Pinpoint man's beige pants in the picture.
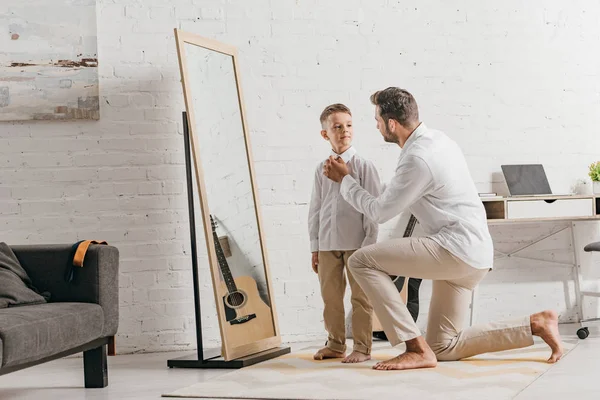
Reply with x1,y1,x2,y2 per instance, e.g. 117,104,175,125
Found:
348,237,534,361
318,250,373,355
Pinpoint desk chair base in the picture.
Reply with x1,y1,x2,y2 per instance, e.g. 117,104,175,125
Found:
579,240,600,339
577,327,589,339
577,318,600,340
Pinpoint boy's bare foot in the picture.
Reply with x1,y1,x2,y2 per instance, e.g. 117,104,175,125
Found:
373,336,437,371
531,310,563,363
313,347,345,360
342,350,371,363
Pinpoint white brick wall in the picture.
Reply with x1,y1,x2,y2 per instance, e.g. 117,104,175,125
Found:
1,0,600,353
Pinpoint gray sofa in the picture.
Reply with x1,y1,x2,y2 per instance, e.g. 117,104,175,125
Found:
0,244,119,388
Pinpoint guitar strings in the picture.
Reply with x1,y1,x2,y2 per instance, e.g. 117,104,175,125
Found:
212,216,245,308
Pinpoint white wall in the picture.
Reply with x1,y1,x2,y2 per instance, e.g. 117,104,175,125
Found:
1,0,599,353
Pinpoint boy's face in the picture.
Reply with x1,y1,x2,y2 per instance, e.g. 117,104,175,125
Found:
321,112,353,151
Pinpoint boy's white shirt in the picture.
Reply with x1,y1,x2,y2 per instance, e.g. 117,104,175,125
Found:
308,146,381,253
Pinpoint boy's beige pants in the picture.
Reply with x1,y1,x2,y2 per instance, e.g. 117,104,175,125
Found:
348,237,534,360
318,250,373,355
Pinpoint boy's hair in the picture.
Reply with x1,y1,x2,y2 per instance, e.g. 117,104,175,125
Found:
370,87,419,129
319,103,352,128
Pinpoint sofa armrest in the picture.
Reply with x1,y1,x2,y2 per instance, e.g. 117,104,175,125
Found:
10,244,119,337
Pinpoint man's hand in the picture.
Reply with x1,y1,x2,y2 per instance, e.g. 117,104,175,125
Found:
311,252,319,273
323,156,350,183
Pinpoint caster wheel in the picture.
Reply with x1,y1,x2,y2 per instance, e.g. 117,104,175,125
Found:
577,327,589,339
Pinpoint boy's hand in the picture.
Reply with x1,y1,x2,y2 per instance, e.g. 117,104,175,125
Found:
311,252,319,273
324,156,349,183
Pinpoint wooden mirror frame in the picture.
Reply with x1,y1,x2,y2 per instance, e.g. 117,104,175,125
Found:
174,29,282,361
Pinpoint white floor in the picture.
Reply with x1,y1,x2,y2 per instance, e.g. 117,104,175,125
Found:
0,324,598,400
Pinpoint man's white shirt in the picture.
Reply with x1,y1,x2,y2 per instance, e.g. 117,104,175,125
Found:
340,124,494,269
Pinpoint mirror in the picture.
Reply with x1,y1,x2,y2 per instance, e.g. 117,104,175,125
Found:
174,30,280,361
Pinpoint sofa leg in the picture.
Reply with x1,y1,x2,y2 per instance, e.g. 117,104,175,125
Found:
108,336,116,356
83,344,108,388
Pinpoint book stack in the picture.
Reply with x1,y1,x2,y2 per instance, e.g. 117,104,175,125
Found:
478,192,503,200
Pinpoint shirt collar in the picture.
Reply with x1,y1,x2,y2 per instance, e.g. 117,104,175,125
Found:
330,146,357,163
402,122,427,150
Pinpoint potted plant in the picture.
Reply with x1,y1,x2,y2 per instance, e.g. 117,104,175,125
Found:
589,161,600,194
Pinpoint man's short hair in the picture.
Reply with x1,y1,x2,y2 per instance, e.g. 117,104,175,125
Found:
319,103,352,127
370,87,419,128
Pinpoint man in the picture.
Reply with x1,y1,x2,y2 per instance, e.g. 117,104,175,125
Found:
323,87,563,371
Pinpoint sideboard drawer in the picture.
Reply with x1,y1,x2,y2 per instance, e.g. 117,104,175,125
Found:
506,198,594,219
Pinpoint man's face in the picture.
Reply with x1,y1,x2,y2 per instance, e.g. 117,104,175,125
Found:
375,106,397,144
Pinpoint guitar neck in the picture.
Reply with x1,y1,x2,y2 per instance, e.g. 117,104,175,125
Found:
212,231,237,293
403,214,418,238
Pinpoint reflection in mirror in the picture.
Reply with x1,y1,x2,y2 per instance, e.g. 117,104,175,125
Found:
184,43,275,349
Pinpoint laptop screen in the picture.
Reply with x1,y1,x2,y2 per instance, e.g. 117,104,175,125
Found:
501,164,553,196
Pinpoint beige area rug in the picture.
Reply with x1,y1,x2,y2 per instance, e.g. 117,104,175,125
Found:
163,340,577,400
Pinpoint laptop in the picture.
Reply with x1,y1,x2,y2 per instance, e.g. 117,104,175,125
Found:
501,164,570,197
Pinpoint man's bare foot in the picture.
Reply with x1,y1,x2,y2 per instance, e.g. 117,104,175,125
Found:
313,347,345,360
531,310,563,363
373,336,437,371
342,350,371,363
373,351,438,371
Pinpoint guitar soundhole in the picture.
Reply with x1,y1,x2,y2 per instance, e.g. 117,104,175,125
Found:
225,290,247,308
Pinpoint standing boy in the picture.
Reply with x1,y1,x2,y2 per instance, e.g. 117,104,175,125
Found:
308,103,381,363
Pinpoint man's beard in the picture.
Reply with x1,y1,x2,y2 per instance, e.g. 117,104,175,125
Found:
382,122,398,144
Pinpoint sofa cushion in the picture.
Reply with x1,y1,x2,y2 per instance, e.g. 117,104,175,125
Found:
0,242,48,309
0,303,104,367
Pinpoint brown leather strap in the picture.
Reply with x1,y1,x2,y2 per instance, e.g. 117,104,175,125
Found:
73,240,108,267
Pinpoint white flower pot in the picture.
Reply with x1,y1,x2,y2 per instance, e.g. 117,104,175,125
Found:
594,181,600,195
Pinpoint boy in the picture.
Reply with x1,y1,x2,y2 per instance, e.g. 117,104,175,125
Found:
308,103,381,363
